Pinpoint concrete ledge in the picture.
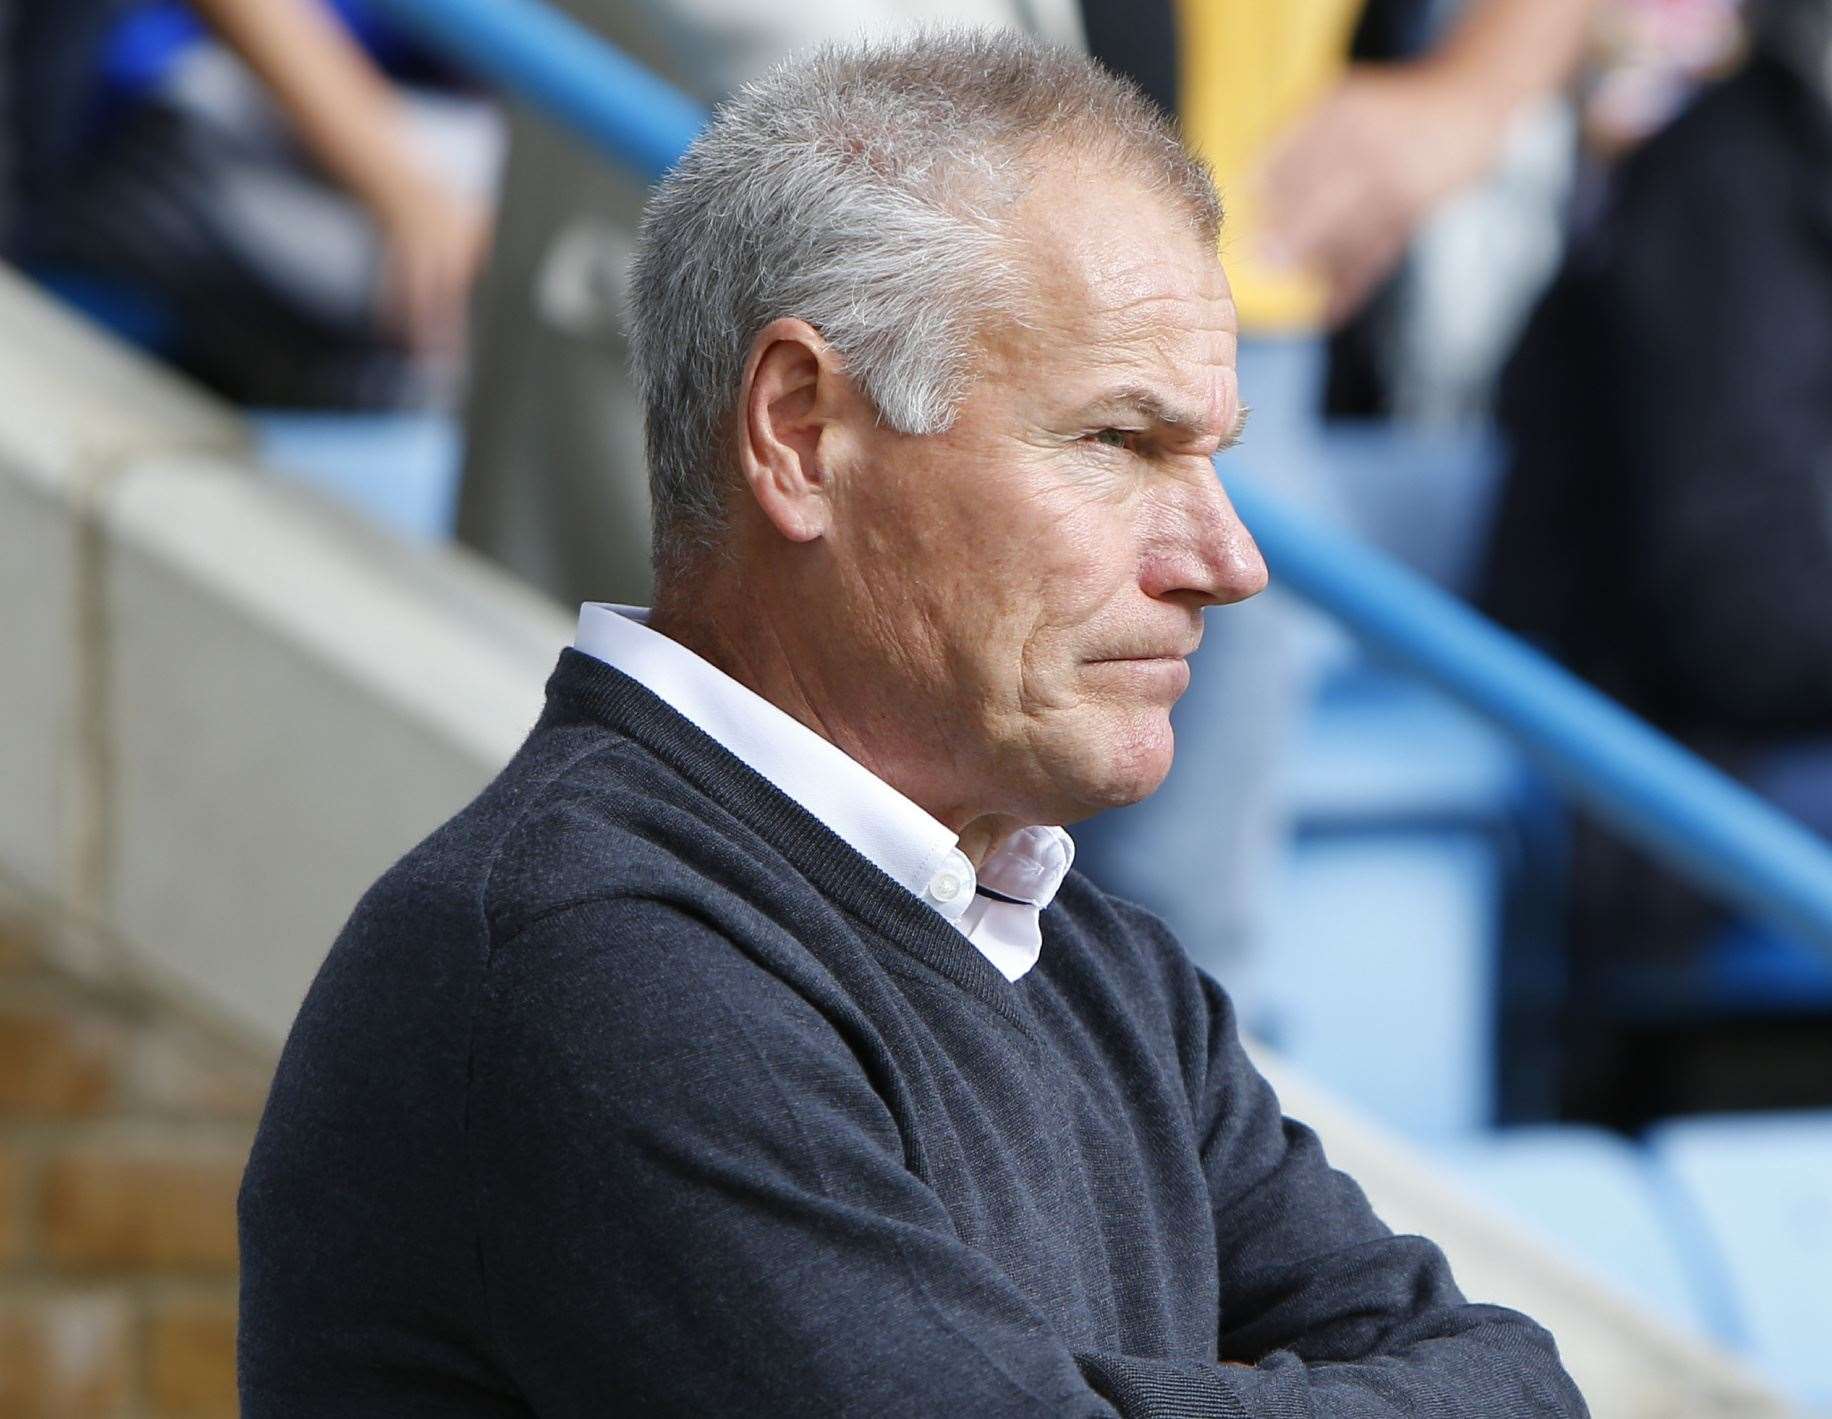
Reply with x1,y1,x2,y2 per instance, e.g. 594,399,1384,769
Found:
0,464,74,894
0,266,571,1034
0,267,245,936
97,453,567,1032
0,269,242,485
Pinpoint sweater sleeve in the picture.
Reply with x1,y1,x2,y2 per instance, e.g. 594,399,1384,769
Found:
468,894,1133,1418
1078,911,1589,1417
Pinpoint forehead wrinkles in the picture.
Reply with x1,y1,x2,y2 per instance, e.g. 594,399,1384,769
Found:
977,167,1234,401
1097,290,1236,387
1070,288,1239,441
984,273,1233,407
1085,246,1234,349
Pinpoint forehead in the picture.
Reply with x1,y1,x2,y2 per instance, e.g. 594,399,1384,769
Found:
990,159,1236,401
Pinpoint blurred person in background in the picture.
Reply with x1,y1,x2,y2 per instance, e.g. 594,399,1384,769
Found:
1483,0,1832,1123
456,0,1083,612
4,0,495,408
1073,0,1596,1000
1579,0,1748,160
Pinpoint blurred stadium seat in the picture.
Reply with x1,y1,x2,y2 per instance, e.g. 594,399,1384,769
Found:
1260,662,1559,1138
1432,1124,1715,1339
252,410,462,540
1647,1111,1832,1409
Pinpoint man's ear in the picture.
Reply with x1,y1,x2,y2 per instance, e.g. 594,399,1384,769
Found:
736,318,856,544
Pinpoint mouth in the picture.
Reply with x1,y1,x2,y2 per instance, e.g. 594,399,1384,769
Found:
1086,641,1201,665
1082,625,1203,688
1084,655,1193,694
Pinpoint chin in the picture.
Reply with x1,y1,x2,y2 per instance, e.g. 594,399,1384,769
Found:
1072,714,1177,815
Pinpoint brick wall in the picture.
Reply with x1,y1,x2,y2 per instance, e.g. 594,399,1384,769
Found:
0,907,274,1418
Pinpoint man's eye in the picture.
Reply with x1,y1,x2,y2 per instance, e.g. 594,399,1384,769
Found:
1089,428,1133,450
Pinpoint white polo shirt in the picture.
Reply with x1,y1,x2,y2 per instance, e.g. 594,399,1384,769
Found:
574,603,1074,982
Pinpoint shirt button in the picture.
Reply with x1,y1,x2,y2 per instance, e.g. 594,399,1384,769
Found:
925,848,976,922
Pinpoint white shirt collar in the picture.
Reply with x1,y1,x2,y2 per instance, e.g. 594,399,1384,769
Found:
573,604,1073,981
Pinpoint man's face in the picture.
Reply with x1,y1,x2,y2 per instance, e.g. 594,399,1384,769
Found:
821,159,1267,828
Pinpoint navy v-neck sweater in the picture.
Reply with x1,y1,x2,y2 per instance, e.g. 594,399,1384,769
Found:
238,649,1587,1417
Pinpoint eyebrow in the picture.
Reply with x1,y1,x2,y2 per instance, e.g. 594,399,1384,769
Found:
1079,385,1250,451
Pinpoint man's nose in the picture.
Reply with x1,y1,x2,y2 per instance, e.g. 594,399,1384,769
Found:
1143,467,1269,607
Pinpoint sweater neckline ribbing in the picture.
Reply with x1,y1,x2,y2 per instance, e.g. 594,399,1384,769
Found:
542,648,1041,1034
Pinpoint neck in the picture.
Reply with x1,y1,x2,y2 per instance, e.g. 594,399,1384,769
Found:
650,564,847,762
955,815,1025,870
650,563,1028,865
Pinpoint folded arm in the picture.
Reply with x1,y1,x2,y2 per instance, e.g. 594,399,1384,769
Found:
1074,903,1589,1417
471,894,1584,1416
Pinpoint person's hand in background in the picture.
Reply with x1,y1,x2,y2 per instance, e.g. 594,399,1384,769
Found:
190,0,493,354
373,173,492,355
1257,62,1505,327
1256,0,1598,326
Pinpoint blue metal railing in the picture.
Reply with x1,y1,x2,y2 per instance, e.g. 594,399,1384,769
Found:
1231,486,1832,951
367,0,1832,952
377,0,703,182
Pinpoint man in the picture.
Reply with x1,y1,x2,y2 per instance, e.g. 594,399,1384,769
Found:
239,31,1587,1417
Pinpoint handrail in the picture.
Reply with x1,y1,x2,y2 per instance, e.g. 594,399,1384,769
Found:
375,0,703,182
366,0,1832,952
1228,484,1832,951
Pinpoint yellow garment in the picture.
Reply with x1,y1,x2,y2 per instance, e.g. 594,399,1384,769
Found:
1177,0,1365,333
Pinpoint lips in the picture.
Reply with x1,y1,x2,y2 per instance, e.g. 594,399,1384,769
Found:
1084,653,1193,686
1086,656,1193,699
1088,645,1200,663
1084,622,1203,665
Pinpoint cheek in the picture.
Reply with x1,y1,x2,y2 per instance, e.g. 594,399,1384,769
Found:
1026,486,1141,615
872,447,1141,701
851,488,1019,703
1008,509,1142,701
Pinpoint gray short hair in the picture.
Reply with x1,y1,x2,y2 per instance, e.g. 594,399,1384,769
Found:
628,27,1220,575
